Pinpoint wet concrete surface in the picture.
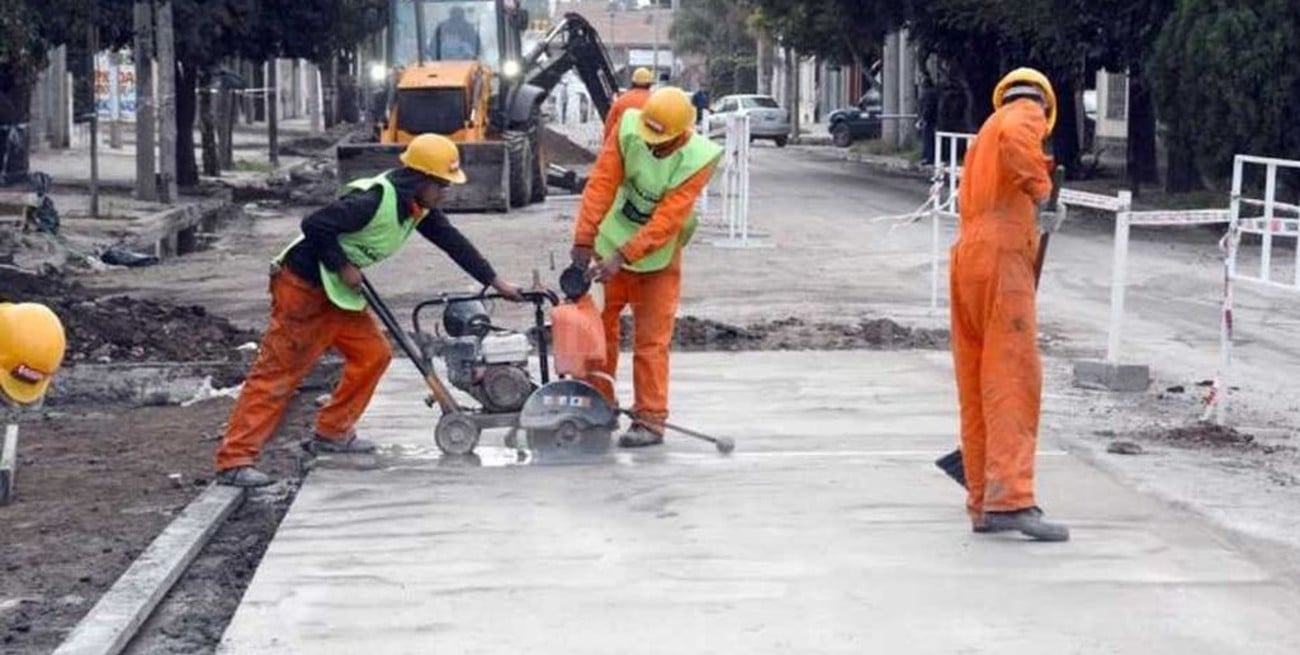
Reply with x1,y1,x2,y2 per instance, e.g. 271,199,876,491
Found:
217,351,1300,654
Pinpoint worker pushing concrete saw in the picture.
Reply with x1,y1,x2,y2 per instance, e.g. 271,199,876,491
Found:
938,67,1071,542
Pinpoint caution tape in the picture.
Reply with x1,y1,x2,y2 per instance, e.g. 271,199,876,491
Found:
1200,225,1241,422
870,178,947,228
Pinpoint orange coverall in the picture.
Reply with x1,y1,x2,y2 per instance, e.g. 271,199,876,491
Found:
216,268,391,471
603,87,652,142
950,98,1053,519
574,132,714,430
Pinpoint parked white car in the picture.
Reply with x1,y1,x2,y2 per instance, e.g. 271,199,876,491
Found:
705,94,792,147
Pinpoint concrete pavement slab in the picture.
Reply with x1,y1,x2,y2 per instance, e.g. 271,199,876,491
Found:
218,351,1300,654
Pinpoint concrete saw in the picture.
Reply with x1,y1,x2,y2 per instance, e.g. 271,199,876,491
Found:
516,379,617,455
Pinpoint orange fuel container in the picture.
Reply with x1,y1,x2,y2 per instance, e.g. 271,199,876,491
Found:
551,295,605,378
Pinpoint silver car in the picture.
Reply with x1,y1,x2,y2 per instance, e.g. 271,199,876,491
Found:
706,94,792,147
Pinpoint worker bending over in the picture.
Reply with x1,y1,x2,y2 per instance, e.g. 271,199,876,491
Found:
571,87,721,447
215,134,523,487
951,67,1069,541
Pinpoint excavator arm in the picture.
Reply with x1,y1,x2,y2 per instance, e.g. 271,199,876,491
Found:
506,13,619,126
524,13,618,120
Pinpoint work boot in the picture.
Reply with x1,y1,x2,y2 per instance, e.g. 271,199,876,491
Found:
216,466,273,488
303,433,378,455
982,507,1071,542
617,424,664,448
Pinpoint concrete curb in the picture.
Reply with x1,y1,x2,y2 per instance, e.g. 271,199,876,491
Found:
794,145,930,181
0,423,17,505
52,485,245,655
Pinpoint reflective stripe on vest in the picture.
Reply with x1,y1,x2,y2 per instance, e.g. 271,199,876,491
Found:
595,109,722,273
273,172,418,311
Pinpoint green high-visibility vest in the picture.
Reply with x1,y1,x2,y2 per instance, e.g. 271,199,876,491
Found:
595,109,722,273
275,172,418,311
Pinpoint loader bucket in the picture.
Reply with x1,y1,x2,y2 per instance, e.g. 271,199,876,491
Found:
336,141,510,213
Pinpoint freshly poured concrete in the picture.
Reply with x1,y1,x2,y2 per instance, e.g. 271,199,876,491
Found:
218,351,1300,654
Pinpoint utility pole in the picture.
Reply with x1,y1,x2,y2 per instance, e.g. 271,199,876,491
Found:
156,0,178,202
88,25,100,218
133,1,157,201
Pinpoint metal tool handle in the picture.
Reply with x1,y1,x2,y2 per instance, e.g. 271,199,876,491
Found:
1034,165,1068,288
360,277,461,413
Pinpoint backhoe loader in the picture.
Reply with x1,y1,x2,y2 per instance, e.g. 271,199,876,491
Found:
339,0,618,211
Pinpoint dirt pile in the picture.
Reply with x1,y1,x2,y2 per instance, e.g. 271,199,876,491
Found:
0,267,255,364
618,315,950,352
542,126,597,166
1152,423,1259,450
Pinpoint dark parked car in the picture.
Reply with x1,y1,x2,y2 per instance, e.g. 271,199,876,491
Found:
827,90,883,148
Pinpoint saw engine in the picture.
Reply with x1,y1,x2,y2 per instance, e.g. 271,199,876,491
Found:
427,299,536,413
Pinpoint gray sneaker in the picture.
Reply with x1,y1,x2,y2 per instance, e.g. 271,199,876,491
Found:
216,466,273,488
982,507,1071,542
304,433,377,455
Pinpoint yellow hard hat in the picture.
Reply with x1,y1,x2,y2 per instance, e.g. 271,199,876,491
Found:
399,133,468,185
0,302,67,406
993,67,1057,134
631,67,655,87
638,87,696,145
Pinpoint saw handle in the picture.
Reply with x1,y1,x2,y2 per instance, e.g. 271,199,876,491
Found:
411,290,560,384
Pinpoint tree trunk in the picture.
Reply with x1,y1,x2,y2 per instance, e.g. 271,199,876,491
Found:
328,54,340,129
156,0,178,201
1126,66,1160,195
133,1,157,201
218,88,234,169
268,59,279,169
199,70,220,177
1165,124,1202,193
174,61,199,187
1051,74,1081,177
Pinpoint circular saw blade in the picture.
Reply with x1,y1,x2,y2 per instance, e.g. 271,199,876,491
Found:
518,379,617,455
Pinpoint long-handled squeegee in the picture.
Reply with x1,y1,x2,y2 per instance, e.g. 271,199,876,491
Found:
936,165,1066,488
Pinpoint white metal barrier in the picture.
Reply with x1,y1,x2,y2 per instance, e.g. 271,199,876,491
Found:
712,113,767,248
1207,155,1300,423
926,131,976,308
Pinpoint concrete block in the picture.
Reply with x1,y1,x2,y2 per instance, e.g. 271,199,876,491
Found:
1073,360,1151,392
0,424,17,505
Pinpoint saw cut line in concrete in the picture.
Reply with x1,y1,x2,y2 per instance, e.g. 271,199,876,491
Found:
53,485,245,655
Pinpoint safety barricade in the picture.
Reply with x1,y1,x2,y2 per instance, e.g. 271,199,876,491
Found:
710,113,768,249
1205,155,1300,423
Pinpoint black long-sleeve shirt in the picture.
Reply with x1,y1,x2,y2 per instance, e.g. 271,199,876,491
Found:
281,187,497,287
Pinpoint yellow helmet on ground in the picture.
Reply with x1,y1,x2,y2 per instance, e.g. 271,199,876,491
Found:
631,67,655,87
0,302,67,406
993,67,1057,134
638,87,696,146
399,133,468,185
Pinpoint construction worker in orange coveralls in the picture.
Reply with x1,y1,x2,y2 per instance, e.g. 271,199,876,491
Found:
572,87,722,447
603,67,656,142
951,67,1069,542
215,134,524,487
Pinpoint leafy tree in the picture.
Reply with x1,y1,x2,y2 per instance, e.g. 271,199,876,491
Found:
670,0,757,95
1151,0,1300,192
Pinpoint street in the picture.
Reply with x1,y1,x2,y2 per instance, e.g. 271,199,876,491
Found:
75,143,1299,652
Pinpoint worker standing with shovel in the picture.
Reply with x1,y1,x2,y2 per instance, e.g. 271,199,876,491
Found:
948,68,1070,542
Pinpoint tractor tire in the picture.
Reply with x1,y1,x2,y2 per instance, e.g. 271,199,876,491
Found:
529,128,547,204
506,131,533,209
